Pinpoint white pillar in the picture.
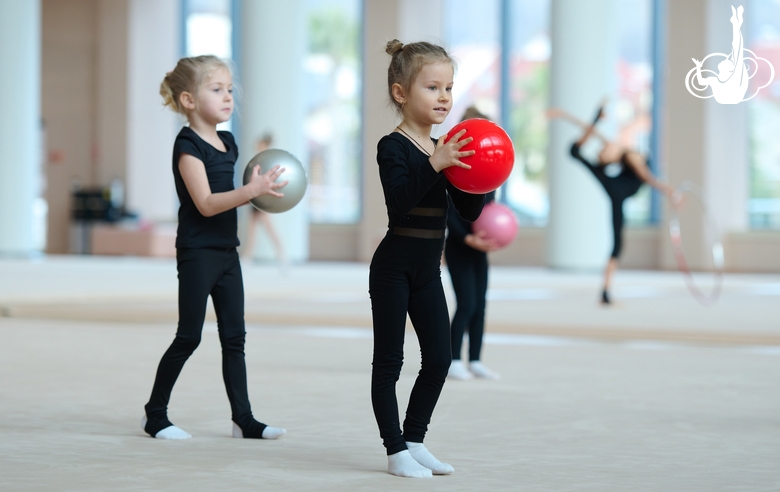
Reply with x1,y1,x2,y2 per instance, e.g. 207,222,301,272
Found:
126,0,180,223
239,0,308,262
0,0,41,255
546,0,619,269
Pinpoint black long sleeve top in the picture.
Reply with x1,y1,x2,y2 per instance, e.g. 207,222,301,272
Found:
445,190,496,251
377,132,485,233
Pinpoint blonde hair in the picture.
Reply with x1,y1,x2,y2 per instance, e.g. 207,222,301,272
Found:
385,39,455,113
160,55,232,116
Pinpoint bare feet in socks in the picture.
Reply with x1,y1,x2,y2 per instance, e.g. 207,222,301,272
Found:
387,450,432,478
141,416,191,440
447,360,473,380
232,421,286,440
406,442,454,475
469,361,500,380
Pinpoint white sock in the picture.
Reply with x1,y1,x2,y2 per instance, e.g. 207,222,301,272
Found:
406,442,454,475
387,450,432,478
447,360,473,380
469,361,500,380
155,425,192,440
262,426,286,439
232,422,287,440
142,416,191,440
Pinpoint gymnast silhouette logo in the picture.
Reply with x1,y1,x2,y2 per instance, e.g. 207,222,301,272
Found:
685,5,775,104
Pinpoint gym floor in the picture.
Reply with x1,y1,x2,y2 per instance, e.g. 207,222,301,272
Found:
1,257,778,491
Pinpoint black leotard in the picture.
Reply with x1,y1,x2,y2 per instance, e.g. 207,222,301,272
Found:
369,132,484,455
569,142,643,258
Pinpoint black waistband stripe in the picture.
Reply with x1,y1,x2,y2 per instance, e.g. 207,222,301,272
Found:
392,227,444,239
407,207,445,217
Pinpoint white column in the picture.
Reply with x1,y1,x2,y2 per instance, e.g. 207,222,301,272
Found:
126,0,180,223
0,0,41,255
546,0,619,269
239,0,308,262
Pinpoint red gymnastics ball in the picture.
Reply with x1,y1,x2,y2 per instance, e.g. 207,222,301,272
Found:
443,118,515,194
472,202,519,249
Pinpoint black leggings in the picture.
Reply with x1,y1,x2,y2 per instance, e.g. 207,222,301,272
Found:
608,198,625,258
369,234,452,455
444,245,488,361
144,247,255,435
571,144,642,259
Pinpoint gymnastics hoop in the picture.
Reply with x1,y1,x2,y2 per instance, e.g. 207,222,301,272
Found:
668,181,724,306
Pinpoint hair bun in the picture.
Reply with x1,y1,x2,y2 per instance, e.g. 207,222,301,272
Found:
385,39,404,56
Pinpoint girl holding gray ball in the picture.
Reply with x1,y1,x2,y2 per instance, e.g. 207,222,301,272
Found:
142,55,287,441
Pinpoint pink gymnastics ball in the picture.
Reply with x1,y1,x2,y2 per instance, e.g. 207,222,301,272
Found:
471,202,519,249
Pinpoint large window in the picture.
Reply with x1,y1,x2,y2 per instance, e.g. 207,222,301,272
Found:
183,0,363,225
184,0,232,59
444,0,654,227
443,0,501,124
747,0,780,229
504,0,551,227
303,0,362,224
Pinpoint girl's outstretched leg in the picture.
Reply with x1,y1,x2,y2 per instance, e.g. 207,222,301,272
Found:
143,248,214,438
213,250,286,439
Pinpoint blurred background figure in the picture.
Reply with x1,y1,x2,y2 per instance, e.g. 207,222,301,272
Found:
547,104,678,305
446,106,501,381
242,133,286,265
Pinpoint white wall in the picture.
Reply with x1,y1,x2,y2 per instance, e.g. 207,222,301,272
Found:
96,0,129,187
238,0,309,262
42,0,97,253
546,0,619,270
126,0,180,222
